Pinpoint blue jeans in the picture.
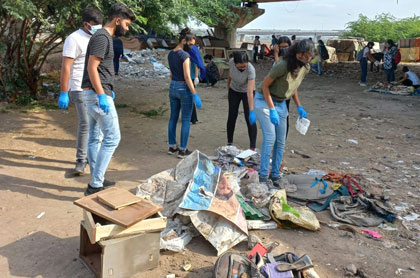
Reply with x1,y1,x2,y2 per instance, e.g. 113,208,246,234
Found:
83,90,121,188
317,55,323,75
385,68,395,82
168,81,193,150
360,58,368,83
254,93,288,179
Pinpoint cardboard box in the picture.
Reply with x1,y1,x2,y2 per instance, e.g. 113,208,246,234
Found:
83,210,166,244
79,223,161,278
336,52,351,62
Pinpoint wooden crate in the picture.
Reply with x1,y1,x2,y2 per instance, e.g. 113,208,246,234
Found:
83,210,166,244
79,223,160,278
203,47,227,59
336,52,351,62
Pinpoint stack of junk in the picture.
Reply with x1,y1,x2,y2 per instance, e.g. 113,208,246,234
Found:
74,187,166,277
327,38,368,62
67,144,405,278
115,31,276,81
398,37,420,62
71,144,417,277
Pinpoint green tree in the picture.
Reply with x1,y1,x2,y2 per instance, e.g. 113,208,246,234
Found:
343,13,420,43
0,0,242,101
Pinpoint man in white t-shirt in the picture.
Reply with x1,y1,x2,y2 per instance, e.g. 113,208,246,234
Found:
58,8,103,175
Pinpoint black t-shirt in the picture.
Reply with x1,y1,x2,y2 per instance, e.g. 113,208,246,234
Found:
168,49,190,81
81,29,114,96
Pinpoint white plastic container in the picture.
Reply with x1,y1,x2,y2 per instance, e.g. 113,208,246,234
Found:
295,118,311,135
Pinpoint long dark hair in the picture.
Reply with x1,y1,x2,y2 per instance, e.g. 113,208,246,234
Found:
286,39,315,78
233,51,249,64
387,39,395,47
179,27,195,43
277,36,291,46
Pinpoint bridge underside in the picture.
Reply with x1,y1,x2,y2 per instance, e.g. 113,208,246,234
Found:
213,1,300,48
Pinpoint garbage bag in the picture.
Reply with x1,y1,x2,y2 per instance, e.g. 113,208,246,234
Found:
269,190,320,231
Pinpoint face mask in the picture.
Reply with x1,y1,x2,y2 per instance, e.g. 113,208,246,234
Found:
279,47,289,57
88,24,102,35
115,25,127,37
237,68,245,72
183,43,193,52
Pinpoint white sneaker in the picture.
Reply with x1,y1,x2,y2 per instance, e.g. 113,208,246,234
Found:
360,83,367,87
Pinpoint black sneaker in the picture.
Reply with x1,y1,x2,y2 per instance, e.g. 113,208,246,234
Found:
168,147,179,155
177,149,192,159
269,176,281,187
259,176,268,183
73,160,87,176
103,179,116,188
84,184,104,196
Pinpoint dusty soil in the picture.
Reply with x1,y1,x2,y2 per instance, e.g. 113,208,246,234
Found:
1,60,420,278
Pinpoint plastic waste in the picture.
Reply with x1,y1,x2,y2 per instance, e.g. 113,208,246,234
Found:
152,61,170,74
295,118,310,135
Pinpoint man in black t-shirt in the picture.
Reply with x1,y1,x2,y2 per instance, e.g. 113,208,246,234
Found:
81,3,136,196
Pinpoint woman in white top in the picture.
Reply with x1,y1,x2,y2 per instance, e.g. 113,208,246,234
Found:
399,66,420,89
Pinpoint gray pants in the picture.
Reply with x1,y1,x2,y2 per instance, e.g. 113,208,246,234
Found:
69,90,88,163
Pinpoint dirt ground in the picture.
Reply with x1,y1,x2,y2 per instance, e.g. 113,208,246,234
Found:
1,60,420,278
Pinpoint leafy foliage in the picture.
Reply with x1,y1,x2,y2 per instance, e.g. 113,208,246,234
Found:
343,13,420,43
0,0,242,100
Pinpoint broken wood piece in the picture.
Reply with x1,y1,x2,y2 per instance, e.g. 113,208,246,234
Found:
83,210,167,244
74,187,162,227
97,187,142,210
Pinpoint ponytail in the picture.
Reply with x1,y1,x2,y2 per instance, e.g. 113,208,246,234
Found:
179,27,195,43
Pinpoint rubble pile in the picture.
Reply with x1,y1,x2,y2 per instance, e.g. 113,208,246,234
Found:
119,49,170,80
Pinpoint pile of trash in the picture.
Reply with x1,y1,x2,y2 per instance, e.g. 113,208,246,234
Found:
135,147,404,255
369,81,416,95
119,49,170,79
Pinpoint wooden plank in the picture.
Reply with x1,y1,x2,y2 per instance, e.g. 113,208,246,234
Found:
74,188,162,227
97,187,142,210
83,211,98,244
83,211,167,243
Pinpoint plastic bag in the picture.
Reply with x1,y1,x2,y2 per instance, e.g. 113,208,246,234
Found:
296,118,310,135
269,190,320,231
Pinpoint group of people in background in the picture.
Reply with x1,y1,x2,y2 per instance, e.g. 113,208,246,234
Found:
359,40,419,88
62,8,418,194
168,29,313,185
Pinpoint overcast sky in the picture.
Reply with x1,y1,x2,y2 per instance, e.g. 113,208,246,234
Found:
242,0,420,30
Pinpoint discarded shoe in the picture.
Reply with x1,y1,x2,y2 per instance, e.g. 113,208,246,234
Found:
275,254,313,272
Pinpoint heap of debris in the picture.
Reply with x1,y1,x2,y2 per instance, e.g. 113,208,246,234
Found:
118,49,170,80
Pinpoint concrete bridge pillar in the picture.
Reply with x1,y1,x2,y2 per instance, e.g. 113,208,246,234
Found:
213,5,265,48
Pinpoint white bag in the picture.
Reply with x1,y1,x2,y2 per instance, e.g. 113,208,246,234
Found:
296,118,310,135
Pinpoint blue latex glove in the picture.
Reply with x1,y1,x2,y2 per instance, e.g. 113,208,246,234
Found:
193,94,202,109
249,110,256,125
112,91,115,100
58,92,69,109
269,108,280,126
297,106,307,119
97,94,109,114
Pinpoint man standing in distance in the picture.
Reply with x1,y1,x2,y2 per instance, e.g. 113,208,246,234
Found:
58,7,103,175
81,3,136,195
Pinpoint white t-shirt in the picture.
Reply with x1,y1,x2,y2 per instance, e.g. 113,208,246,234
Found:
407,71,420,85
62,29,91,91
362,47,370,58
